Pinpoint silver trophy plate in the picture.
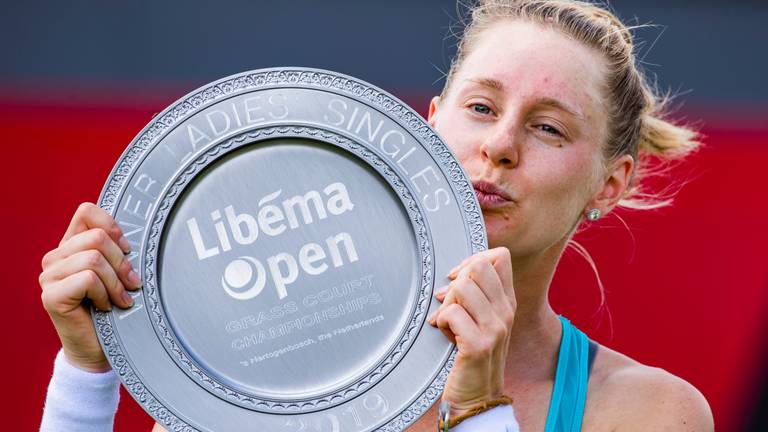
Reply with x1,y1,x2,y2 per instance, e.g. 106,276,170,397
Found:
94,68,486,431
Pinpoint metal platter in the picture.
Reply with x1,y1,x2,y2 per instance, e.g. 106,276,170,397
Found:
94,67,486,431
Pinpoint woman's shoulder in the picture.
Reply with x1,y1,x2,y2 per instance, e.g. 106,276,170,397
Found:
584,343,714,431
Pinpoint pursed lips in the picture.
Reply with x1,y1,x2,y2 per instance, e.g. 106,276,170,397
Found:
472,180,513,201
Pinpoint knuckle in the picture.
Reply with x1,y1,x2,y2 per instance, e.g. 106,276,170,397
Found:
491,322,508,341
40,290,56,313
443,303,462,317
117,256,131,274
456,266,476,283
82,269,101,287
82,229,102,249
110,220,123,239
467,259,491,275
93,228,111,246
494,246,511,260
451,282,467,299
38,271,48,289
84,250,104,268
40,290,50,308
40,288,67,316
464,260,482,274
41,249,56,269
77,202,96,217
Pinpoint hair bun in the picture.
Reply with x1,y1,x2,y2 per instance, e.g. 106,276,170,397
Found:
638,111,701,160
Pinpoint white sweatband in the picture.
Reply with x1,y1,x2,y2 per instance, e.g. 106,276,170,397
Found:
451,404,520,431
40,349,121,432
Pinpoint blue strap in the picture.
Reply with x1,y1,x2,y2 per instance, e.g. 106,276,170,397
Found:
544,316,590,432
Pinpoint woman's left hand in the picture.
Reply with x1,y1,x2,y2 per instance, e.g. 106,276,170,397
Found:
427,246,517,417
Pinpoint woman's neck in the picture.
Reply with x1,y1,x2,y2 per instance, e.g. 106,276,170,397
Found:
502,238,568,381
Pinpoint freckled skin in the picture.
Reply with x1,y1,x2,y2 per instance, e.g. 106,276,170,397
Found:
430,21,608,259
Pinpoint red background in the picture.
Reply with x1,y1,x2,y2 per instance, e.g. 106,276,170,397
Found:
2,94,767,431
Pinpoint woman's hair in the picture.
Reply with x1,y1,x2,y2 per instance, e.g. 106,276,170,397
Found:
442,0,703,210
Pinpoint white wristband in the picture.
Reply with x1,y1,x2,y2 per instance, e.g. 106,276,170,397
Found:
451,404,520,432
40,349,121,432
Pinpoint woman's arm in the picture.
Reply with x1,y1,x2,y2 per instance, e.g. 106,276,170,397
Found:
40,349,121,432
39,202,141,430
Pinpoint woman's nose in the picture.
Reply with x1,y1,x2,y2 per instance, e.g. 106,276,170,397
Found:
480,125,519,168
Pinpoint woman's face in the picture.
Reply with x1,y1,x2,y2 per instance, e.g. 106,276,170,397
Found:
429,21,611,258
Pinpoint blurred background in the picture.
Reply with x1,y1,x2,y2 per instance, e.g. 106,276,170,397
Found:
2,1,766,430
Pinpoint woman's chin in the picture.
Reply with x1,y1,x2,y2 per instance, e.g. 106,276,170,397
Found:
484,221,515,249
483,206,530,250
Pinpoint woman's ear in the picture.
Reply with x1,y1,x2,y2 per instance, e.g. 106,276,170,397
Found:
427,96,441,127
586,154,634,217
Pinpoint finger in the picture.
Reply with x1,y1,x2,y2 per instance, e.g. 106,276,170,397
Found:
459,260,505,303
42,250,133,309
481,247,514,298
61,203,129,253
441,275,509,392
439,327,456,344
434,284,450,302
442,256,514,373
435,304,487,359
458,260,514,325
447,255,474,278
43,228,141,290
42,269,112,314
440,257,512,326
441,275,500,331
449,247,514,300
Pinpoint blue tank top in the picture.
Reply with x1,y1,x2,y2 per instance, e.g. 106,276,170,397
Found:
543,316,597,432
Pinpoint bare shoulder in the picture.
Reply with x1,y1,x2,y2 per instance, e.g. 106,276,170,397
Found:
584,344,714,432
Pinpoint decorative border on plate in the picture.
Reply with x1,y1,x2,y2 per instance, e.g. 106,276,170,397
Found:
94,312,196,431
95,67,487,431
143,125,432,413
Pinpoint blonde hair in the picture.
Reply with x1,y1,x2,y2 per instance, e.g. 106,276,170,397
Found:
442,0,703,210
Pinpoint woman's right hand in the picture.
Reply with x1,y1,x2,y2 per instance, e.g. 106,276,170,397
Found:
39,202,142,372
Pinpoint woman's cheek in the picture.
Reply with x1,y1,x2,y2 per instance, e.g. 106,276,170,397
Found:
449,143,473,165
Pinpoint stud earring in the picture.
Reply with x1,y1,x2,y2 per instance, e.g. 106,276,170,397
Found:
587,208,602,221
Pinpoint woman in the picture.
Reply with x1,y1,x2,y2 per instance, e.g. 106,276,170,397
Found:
39,1,713,430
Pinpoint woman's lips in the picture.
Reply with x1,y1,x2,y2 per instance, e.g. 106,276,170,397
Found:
472,180,513,209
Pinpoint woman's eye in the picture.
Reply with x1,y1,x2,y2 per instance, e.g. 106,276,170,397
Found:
470,103,492,115
537,124,562,137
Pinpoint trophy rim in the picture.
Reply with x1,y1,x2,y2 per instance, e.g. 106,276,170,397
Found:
143,125,434,412
94,67,487,432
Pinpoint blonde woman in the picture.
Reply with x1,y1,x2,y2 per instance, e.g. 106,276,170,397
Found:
39,1,713,431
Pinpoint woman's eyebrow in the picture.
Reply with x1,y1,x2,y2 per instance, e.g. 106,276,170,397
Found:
465,77,505,91
535,97,584,120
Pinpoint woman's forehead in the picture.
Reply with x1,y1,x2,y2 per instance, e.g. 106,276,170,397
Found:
456,21,607,109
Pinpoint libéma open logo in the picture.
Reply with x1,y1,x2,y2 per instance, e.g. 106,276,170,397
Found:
185,182,358,301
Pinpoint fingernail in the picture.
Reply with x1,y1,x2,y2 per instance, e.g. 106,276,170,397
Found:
427,312,436,326
447,264,461,278
128,270,142,288
118,236,131,254
122,291,134,307
435,285,450,296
